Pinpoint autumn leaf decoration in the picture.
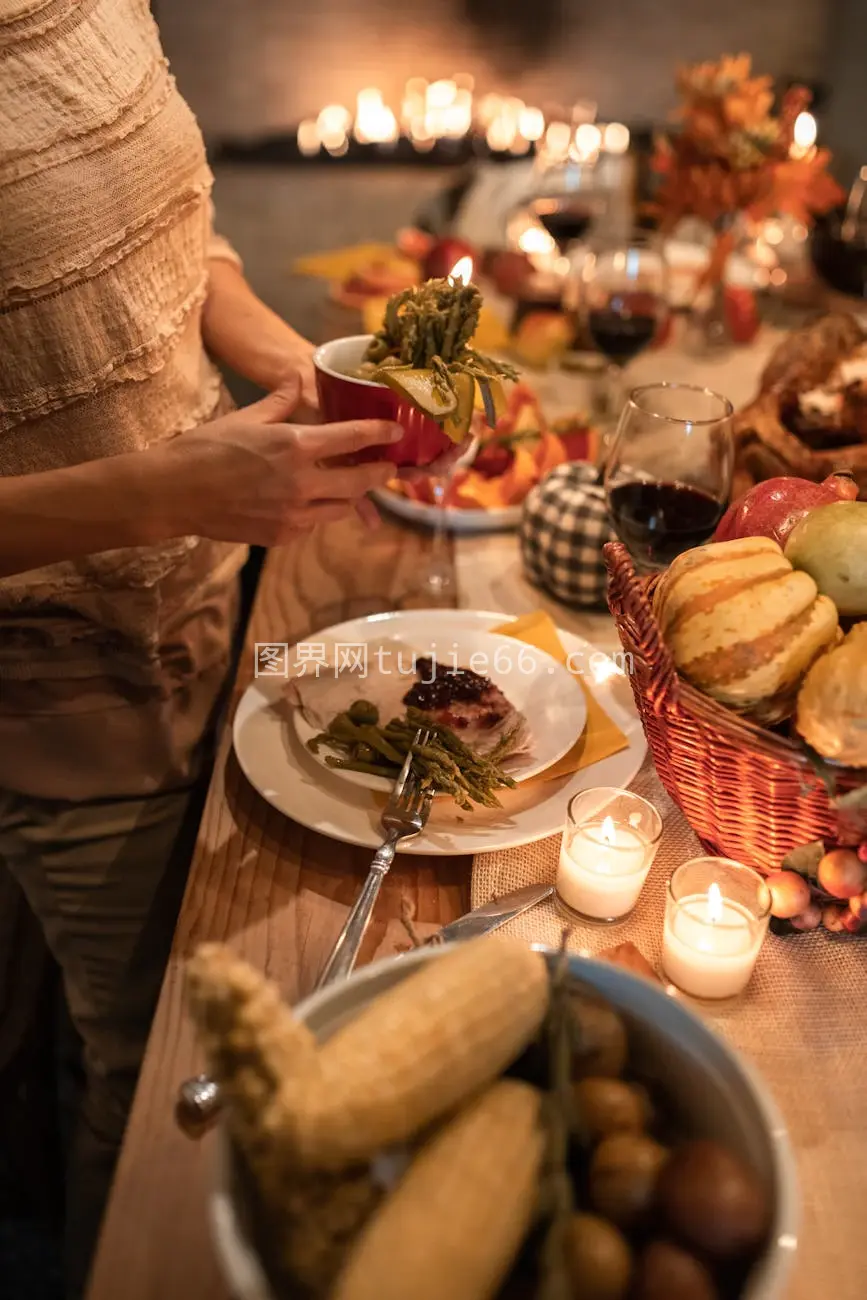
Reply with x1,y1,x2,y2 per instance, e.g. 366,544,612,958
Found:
652,54,844,239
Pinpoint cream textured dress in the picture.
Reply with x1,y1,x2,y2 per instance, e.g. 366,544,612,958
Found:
0,0,248,799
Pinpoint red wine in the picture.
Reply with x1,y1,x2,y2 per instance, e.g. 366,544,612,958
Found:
608,481,725,568
533,202,594,250
588,307,657,364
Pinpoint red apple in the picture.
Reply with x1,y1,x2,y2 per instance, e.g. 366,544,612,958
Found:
713,472,859,547
485,250,534,296
422,237,476,282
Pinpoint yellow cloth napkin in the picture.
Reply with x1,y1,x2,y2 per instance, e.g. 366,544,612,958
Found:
291,243,414,279
361,296,512,354
492,610,629,780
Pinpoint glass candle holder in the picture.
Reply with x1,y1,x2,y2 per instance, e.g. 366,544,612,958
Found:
662,857,772,1000
556,787,662,923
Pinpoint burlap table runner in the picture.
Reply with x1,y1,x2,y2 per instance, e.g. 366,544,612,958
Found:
472,756,866,1300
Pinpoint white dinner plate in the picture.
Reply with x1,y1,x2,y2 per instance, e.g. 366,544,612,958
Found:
293,623,586,792
233,610,646,856
370,487,522,534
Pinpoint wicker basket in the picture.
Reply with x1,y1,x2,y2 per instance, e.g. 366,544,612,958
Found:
604,541,863,873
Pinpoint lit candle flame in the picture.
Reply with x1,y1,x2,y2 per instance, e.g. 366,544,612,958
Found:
601,815,617,846
518,226,556,257
793,111,817,150
449,256,473,285
706,882,724,925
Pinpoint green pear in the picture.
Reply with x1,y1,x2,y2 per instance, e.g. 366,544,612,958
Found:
784,502,867,615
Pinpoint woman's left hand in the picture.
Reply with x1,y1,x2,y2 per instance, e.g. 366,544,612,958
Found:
267,340,319,421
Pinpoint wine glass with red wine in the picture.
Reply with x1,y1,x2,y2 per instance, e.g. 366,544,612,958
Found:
529,192,602,256
604,383,734,573
581,233,668,421
524,155,605,257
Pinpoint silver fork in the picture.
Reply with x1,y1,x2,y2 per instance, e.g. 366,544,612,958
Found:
175,730,432,1134
315,728,432,989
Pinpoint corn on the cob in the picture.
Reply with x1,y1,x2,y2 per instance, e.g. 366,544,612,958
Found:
185,946,379,1295
185,944,319,1122
286,936,549,1169
332,1079,543,1300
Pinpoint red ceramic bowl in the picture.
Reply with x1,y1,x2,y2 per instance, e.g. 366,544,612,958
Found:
313,335,454,468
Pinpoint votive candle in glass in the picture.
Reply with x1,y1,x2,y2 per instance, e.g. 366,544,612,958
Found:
662,857,771,1000
556,787,662,923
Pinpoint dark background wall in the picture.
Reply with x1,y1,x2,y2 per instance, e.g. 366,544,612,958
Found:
158,0,831,137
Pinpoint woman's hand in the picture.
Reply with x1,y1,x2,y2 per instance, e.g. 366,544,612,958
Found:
268,341,319,420
156,374,401,545
202,260,321,417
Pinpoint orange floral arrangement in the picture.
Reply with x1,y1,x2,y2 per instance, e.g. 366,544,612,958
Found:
653,54,843,276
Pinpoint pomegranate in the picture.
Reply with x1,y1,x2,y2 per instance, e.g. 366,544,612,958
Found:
713,472,859,547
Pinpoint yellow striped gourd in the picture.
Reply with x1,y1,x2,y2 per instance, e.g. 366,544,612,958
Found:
653,536,839,722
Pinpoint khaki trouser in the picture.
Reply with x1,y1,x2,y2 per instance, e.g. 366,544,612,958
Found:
0,781,204,1299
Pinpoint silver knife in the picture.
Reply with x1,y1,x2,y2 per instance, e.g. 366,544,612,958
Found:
423,883,553,945
175,883,553,1135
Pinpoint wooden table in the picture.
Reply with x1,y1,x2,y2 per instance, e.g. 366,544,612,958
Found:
87,327,785,1300
86,516,477,1300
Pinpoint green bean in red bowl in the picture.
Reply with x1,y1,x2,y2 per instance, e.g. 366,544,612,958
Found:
313,275,517,469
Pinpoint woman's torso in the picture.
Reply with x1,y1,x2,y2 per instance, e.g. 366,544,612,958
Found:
0,0,247,799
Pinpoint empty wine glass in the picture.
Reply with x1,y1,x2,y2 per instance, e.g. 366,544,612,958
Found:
402,436,479,607
604,383,734,573
580,232,669,424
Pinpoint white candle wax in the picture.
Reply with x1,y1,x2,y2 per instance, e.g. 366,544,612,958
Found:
662,890,762,999
557,818,651,920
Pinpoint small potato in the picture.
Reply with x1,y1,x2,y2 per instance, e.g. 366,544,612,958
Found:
574,1078,651,1141
589,1133,668,1228
567,995,628,1079
631,1240,719,1300
657,1140,770,1260
566,1213,633,1300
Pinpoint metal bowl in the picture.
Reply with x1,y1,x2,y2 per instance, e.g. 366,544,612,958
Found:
209,946,799,1300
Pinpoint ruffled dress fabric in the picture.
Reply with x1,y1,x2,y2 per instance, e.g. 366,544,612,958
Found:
0,0,248,798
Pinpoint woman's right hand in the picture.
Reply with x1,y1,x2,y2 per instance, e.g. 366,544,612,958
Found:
157,375,402,545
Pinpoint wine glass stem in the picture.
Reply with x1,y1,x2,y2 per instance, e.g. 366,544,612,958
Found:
429,477,450,580
607,362,624,418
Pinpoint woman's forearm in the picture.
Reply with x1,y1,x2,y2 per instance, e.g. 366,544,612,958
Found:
202,258,316,399
0,453,174,579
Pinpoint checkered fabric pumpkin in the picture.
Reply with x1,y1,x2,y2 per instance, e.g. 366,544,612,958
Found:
520,462,616,608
